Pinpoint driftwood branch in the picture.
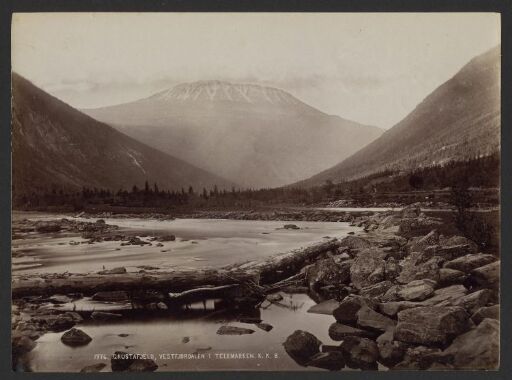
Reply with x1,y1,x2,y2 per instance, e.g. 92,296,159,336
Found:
12,239,341,298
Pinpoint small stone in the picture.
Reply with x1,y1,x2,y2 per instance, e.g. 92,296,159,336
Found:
91,311,122,321
217,326,255,335
256,323,273,332
49,294,73,304
266,293,283,302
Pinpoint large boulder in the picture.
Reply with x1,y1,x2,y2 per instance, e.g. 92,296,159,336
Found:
283,330,322,366
61,328,92,347
328,323,375,340
34,311,83,332
359,281,394,299
306,258,350,290
397,254,443,284
395,306,470,346
407,230,439,253
395,345,453,370
444,318,499,369
350,249,387,289
376,329,408,368
384,257,401,281
379,301,419,317
471,304,499,325
307,299,340,315
397,279,436,301
448,289,492,314
443,253,497,273
439,235,479,253
333,296,375,323
356,305,396,332
339,235,372,250
470,261,500,288
420,285,468,307
340,336,379,370
439,268,468,286
12,335,36,356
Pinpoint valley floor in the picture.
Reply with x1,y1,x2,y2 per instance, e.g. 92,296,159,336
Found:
11,205,500,371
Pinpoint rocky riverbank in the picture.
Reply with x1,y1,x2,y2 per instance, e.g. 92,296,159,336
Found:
281,205,500,370
11,205,500,371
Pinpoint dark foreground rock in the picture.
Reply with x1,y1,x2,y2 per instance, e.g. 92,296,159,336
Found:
329,323,375,340
307,351,345,371
471,304,499,325
111,351,135,371
470,261,499,288
80,363,107,372
443,318,499,369
127,358,159,372
61,328,92,347
340,336,379,370
283,330,322,366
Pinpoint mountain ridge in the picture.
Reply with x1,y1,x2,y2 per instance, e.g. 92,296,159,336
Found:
294,45,500,188
83,80,383,188
11,73,236,199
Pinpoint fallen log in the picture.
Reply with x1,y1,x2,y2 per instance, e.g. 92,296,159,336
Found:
12,239,341,298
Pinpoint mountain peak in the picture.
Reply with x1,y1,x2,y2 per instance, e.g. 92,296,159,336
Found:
149,80,303,106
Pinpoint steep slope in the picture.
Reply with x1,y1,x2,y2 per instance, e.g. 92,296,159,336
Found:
83,80,382,188
296,46,501,187
11,74,235,198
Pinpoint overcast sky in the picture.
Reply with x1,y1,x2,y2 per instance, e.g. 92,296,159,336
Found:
12,12,500,128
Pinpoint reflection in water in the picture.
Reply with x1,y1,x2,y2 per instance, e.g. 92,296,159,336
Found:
25,293,339,372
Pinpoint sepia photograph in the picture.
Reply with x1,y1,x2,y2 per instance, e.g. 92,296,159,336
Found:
10,12,501,372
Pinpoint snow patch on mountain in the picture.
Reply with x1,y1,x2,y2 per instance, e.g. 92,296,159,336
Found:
150,80,302,106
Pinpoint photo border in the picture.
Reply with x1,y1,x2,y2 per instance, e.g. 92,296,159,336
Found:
1,1,510,380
